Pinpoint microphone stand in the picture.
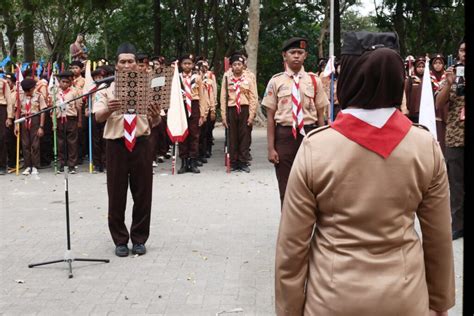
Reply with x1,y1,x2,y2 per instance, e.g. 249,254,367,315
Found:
16,83,111,278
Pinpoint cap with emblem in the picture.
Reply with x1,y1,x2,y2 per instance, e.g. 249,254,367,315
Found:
70,60,84,68
229,53,245,64
341,31,399,56
281,37,308,52
21,78,37,91
179,54,194,64
56,71,74,80
414,56,426,67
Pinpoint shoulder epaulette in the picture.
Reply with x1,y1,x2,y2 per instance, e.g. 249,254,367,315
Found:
307,125,331,138
413,123,430,132
271,72,284,79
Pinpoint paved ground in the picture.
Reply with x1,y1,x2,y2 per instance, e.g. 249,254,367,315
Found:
0,127,464,315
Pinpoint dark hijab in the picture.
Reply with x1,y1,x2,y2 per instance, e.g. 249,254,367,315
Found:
337,47,405,110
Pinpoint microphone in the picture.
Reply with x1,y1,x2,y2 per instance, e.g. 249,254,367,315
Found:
94,76,115,85
14,117,26,124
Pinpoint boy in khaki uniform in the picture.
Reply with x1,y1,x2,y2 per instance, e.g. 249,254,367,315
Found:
12,79,47,175
54,71,82,173
177,54,209,174
220,53,258,172
0,77,12,174
262,37,328,205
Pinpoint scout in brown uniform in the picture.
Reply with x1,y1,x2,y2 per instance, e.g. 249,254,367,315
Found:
177,54,209,174
197,58,217,162
0,76,12,174
70,61,87,165
220,53,258,172
430,54,447,154
94,42,161,257
4,73,17,172
13,79,47,175
436,38,466,240
404,56,425,123
275,31,454,316
88,69,107,172
242,54,258,162
54,71,82,173
262,37,328,204
70,61,85,93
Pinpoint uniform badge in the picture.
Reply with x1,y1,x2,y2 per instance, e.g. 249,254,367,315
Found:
268,91,273,96
281,99,288,105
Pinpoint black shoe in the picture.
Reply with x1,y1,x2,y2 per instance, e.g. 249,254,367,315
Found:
240,163,250,173
195,159,203,167
452,229,464,240
115,244,129,257
0,168,5,175
205,152,211,158
68,167,76,174
178,158,188,174
132,243,146,255
231,163,239,172
248,154,253,161
188,159,201,174
38,162,51,169
157,156,165,163
165,153,172,159
199,157,208,164
58,165,65,173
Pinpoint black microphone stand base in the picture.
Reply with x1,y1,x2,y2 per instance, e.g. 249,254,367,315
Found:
28,251,110,279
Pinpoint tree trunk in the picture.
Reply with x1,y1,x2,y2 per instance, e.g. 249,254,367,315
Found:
318,5,329,58
23,0,36,62
245,0,259,76
103,15,109,59
194,0,204,56
393,0,405,55
153,0,161,55
0,32,7,57
2,9,18,59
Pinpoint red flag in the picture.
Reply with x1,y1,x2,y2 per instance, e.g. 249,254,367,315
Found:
224,57,230,72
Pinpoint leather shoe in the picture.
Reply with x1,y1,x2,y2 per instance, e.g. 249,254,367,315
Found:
115,244,129,257
132,243,146,255
452,229,464,240
240,163,250,173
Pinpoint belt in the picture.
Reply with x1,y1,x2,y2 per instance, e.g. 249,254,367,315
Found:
108,135,149,143
276,123,318,129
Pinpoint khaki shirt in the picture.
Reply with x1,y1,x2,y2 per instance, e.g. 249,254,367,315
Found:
34,79,49,100
276,126,454,315
16,92,47,116
262,71,329,126
180,72,209,118
93,82,151,140
220,71,258,122
0,79,12,107
7,87,16,119
73,76,85,93
53,88,81,117
202,71,218,114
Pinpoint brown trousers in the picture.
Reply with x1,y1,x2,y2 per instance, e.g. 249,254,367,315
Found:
92,114,106,168
0,106,7,168
199,111,213,157
228,105,251,164
57,117,78,168
106,137,153,245
20,116,41,168
157,115,171,156
274,124,318,205
40,113,53,165
179,100,200,159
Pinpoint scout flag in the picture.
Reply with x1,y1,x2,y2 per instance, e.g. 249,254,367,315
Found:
418,56,437,140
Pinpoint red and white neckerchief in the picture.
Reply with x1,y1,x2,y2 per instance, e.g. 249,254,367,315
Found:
25,97,32,130
331,108,412,159
289,72,304,139
232,76,243,114
123,112,137,152
180,73,193,117
59,88,70,124
430,71,446,92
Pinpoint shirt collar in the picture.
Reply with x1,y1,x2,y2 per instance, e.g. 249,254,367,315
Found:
341,107,396,128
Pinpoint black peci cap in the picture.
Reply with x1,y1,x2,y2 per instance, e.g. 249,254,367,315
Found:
56,71,74,79
179,54,195,64
116,42,137,58
229,53,245,64
21,78,37,91
341,31,400,56
70,60,84,68
281,37,308,52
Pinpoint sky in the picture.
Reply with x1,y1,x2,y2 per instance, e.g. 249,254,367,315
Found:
354,0,378,16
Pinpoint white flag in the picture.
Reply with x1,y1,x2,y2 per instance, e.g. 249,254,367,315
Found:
83,60,95,93
322,56,335,77
166,63,188,143
418,57,437,140
47,69,57,95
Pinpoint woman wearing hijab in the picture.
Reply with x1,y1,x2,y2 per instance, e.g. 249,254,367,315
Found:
430,54,448,153
404,56,425,123
275,31,454,316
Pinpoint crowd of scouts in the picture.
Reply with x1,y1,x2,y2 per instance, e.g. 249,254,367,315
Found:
0,36,465,257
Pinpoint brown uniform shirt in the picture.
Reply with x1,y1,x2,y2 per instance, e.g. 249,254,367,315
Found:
73,76,85,93
16,92,47,116
180,72,209,118
262,70,329,126
202,71,218,114
220,71,258,122
53,88,81,117
34,79,49,100
0,79,12,107
7,87,16,119
93,82,151,140
276,125,455,315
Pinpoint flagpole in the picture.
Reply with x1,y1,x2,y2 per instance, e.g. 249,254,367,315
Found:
329,0,335,124
88,95,93,173
52,80,59,173
172,142,178,175
15,65,21,175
